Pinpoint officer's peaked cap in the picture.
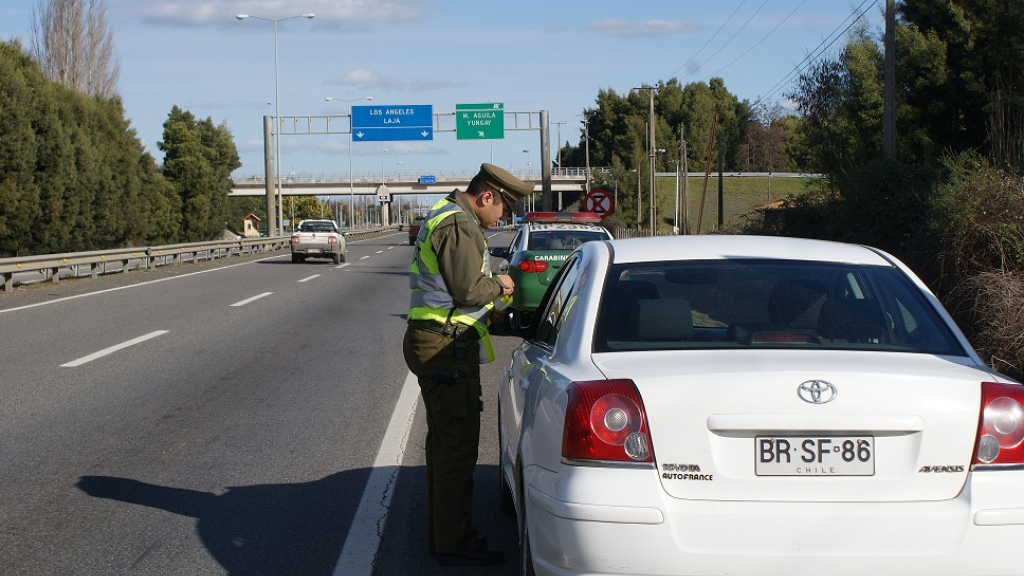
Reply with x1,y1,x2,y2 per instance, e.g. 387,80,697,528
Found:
475,163,533,200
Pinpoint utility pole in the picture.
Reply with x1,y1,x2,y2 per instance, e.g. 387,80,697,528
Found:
883,0,895,159
647,89,656,236
633,85,658,236
680,124,688,235
718,129,724,230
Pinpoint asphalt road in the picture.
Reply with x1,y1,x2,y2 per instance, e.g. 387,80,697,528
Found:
0,230,521,575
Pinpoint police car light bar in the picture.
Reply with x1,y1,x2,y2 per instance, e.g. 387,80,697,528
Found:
525,212,602,223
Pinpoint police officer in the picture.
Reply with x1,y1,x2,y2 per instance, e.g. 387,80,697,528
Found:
403,163,532,566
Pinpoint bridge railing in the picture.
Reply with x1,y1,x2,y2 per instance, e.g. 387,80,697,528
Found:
231,166,597,186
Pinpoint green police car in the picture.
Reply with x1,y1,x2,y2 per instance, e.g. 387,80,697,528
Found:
489,212,612,312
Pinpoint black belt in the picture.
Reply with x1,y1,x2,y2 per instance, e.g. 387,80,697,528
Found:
408,319,480,340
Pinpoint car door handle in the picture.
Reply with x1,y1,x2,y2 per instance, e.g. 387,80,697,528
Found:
518,377,530,389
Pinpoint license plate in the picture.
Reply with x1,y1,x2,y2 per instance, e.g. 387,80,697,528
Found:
307,248,321,253
755,436,874,476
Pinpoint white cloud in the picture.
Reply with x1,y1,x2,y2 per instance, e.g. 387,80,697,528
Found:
127,0,441,27
326,68,461,93
588,19,700,38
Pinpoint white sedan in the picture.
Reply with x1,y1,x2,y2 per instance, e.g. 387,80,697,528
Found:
497,235,1024,576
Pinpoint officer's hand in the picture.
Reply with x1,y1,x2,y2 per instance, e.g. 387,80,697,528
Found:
497,274,514,295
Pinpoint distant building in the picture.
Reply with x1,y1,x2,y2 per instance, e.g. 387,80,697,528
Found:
242,214,261,238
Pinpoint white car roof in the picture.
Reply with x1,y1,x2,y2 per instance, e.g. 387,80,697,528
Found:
601,235,893,266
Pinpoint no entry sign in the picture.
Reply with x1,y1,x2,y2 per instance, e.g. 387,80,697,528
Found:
583,188,614,217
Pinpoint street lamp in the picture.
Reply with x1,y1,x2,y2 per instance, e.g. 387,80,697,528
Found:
326,95,373,229
521,150,532,210
237,12,315,236
579,115,591,193
632,85,658,236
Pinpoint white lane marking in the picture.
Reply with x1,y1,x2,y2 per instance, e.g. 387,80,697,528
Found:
335,263,351,269
0,254,288,315
231,292,273,307
298,275,320,283
61,330,170,367
360,256,370,260
375,250,384,254
332,371,420,576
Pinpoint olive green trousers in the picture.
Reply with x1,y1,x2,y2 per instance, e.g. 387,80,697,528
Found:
402,324,483,555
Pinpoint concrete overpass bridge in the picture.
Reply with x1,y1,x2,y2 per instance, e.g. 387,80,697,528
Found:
229,167,590,197
230,167,592,226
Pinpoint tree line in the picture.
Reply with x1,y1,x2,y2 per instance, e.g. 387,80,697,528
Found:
556,0,1024,376
0,39,256,257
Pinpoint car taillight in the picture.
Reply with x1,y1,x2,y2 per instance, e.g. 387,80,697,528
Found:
290,235,300,244
518,259,548,273
328,236,338,245
562,379,653,464
973,382,1024,467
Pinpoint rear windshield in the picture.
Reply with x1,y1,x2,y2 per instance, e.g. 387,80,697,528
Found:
299,222,336,233
527,230,609,251
593,260,965,355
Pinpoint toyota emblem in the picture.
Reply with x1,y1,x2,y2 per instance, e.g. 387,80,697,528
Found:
797,380,837,404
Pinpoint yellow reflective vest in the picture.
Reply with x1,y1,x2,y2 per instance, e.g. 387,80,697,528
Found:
408,198,496,363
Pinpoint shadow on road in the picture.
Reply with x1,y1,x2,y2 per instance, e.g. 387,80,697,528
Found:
76,470,369,576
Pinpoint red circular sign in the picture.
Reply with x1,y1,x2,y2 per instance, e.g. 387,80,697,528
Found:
583,188,614,217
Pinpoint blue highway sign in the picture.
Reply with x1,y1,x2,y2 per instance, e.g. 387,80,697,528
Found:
352,105,433,129
352,127,434,142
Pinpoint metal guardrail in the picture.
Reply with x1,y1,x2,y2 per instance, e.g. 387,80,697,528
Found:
0,227,399,292
0,237,285,292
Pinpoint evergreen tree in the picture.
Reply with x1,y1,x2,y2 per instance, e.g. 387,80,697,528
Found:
158,106,240,242
0,42,43,256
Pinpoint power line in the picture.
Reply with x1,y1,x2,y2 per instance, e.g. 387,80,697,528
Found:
681,0,771,82
702,0,809,81
752,0,878,107
666,0,749,80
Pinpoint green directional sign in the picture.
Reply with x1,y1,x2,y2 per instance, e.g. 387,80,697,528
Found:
456,103,505,140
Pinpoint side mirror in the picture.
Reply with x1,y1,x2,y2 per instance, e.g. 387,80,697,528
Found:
497,307,536,339
489,246,510,259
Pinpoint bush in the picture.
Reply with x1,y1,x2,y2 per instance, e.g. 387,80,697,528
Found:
956,271,1024,379
927,153,1024,379
930,152,1024,280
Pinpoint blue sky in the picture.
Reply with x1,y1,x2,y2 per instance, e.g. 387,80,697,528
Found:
0,0,882,179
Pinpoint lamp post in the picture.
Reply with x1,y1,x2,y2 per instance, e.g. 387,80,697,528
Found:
326,95,373,229
237,12,315,236
551,121,566,172
521,150,532,210
633,85,658,236
580,115,591,193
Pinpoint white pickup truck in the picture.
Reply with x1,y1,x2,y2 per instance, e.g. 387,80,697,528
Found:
290,220,347,264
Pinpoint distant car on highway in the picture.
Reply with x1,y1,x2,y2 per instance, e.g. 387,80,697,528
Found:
408,216,426,245
488,211,611,314
498,234,1024,576
290,219,346,264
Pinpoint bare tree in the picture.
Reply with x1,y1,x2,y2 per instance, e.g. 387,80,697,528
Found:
31,0,119,98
